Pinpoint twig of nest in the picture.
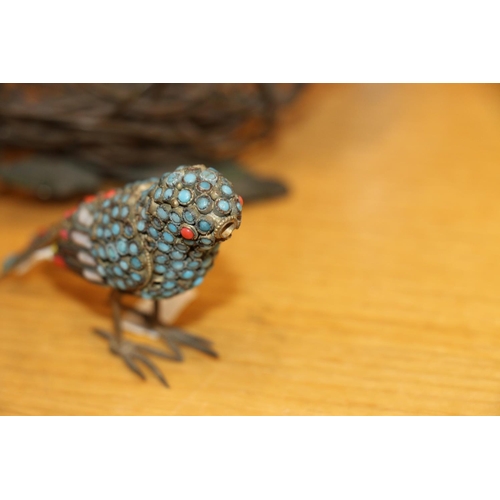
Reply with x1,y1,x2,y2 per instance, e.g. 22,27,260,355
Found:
0,84,304,171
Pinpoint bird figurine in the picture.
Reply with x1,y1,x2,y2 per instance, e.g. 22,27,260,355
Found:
1,164,243,386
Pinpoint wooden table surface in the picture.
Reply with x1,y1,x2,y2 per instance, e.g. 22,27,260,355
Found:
2,84,500,415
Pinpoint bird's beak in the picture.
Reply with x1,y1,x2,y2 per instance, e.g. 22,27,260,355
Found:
217,218,238,240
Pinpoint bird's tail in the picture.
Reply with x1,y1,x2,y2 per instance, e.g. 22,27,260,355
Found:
1,224,61,279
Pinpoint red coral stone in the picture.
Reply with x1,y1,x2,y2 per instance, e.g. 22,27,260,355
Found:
238,195,244,206
59,229,69,240
64,207,77,218
84,194,96,203
104,189,116,199
53,255,66,268
181,227,195,240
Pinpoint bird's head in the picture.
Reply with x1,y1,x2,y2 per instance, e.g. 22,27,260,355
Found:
139,165,243,252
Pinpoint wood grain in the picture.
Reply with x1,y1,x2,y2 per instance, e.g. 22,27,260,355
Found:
2,84,500,415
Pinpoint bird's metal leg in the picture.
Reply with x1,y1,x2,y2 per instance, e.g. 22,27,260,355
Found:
94,290,180,387
121,300,219,360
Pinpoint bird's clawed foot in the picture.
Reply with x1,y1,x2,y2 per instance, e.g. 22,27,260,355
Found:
155,325,218,361
95,292,219,387
123,305,219,361
94,328,177,387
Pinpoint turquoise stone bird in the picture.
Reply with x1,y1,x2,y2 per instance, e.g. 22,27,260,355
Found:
2,165,243,386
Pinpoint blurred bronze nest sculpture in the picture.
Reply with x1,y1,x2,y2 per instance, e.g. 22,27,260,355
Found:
0,83,303,168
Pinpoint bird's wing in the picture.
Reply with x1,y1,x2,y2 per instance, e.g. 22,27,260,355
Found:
55,196,109,285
